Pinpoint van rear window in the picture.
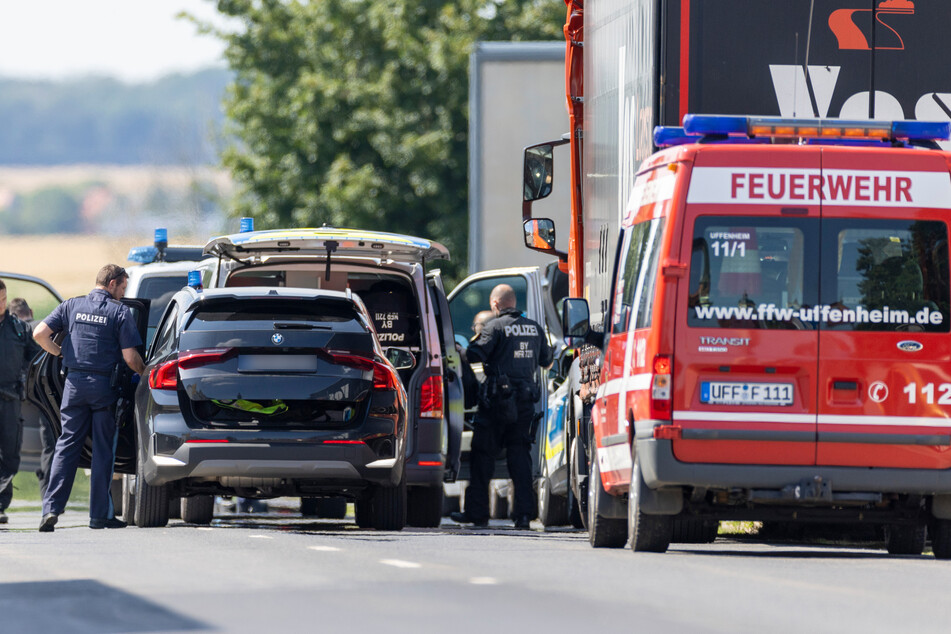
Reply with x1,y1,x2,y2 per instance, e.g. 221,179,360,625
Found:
688,217,950,332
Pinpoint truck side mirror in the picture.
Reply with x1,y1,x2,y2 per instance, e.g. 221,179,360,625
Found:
523,144,555,202
523,218,556,250
562,298,590,340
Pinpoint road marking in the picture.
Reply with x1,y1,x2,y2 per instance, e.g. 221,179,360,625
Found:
197,527,214,531
469,577,498,585
248,534,273,539
379,559,421,569
308,545,341,552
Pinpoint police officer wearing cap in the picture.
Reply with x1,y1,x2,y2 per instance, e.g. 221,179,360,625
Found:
0,281,41,524
451,284,551,529
33,264,145,532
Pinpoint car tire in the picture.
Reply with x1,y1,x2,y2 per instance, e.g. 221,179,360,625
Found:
570,436,589,531
628,448,671,553
368,477,407,531
489,486,509,520
110,478,124,517
355,495,373,529
568,488,585,529
121,474,136,525
133,459,169,528
885,524,926,555
406,486,443,528
671,519,719,544
168,497,182,520
316,497,348,520
931,519,951,560
300,498,320,517
181,495,215,525
587,452,628,548
538,467,568,528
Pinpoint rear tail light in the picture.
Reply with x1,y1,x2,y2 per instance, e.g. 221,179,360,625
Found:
321,349,401,392
149,348,235,392
649,354,672,419
419,374,444,419
372,361,401,391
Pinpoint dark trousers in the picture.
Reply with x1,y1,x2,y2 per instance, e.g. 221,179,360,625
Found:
464,399,535,522
42,373,118,520
0,397,23,511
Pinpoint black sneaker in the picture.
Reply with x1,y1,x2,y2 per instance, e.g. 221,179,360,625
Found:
0,511,7,524
39,513,58,532
449,511,488,527
513,515,531,529
89,517,127,529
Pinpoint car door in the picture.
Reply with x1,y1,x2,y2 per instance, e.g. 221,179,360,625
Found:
427,271,464,480
816,148,951,468
27,298,149,474
448,267,549,477
2,273,62,474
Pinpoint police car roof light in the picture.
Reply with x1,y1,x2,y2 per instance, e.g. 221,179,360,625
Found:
683,114,951,142
187,270,202,291
240,217,254,233
654,126,703,147
154,227,168,246
127,246,159,263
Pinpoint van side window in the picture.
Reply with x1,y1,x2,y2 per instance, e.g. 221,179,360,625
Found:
821,219,950,333
612,218,666,332
688,217,819,329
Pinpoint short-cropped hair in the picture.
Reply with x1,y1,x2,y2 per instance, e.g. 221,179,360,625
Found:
96,264,128,287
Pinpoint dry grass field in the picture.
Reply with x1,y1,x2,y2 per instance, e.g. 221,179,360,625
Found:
0,233,204,299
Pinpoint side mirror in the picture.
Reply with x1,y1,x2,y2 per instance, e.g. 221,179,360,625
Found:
562,298,590,341
384,348,416,370
523,218,556,250
523,144,554,202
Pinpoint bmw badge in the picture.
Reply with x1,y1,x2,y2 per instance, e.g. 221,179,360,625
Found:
271,333,284,345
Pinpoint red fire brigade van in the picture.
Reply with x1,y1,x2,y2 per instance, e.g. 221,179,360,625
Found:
560,115,951,557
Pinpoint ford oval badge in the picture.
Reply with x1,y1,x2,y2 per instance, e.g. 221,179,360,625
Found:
271,333,284,345
897,340,923,352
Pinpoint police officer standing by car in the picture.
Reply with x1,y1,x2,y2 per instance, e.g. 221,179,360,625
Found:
452,284,551,529
0,282,42,524
33,265,145,532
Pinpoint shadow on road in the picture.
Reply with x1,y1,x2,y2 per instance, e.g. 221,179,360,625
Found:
671,542,908,560
0,579,209,633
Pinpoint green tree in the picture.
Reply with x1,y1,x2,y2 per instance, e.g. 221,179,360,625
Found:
201,0,564,280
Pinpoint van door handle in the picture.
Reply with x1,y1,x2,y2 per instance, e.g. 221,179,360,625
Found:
833,381,858,391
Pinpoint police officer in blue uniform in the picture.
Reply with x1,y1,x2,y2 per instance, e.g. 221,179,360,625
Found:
33,264,145,531
451,284,552,529
0,282,41,524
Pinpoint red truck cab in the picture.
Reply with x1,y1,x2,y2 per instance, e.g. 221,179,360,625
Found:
556,115,951,556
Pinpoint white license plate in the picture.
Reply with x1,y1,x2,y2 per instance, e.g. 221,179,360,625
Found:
700,381,794,406
238,355,318,372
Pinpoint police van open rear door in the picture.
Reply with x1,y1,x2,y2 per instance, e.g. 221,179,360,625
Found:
816,148,951,468
672,147,822,465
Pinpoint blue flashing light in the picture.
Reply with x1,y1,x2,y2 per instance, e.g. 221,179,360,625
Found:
892,120,951,141
187,270,203,291
240,217,254,233
683,115,749,136
154,227,168,246
128,246,159,264
654,126,703,147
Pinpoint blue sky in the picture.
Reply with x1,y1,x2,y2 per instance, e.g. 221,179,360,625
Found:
0,1,229,82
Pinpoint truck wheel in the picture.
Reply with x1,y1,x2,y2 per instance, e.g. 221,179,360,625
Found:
931,519,951,560
406,486,443,527
368,477,407,531
538,467,568,528
133,459,169,528
885,524,926,555
628,449,671,553
181,495,215,525
121,474,136,525
586,454,627,548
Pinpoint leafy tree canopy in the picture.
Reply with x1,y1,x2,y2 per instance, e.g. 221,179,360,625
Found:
201,0,564,280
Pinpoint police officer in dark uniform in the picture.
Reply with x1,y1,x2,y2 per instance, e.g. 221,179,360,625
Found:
451,284,551,529
33,264,145,532
0,281,41,524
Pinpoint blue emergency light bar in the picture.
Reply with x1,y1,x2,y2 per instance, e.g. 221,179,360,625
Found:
682,115,950,142
128,246,160,263
187,270,203,291
240,217,254,233
154,227,168,246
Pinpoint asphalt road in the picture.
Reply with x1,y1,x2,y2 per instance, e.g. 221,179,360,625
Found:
2,507,950,633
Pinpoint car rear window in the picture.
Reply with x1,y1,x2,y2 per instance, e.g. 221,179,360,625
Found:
687,216,950,332
191,298,366,329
